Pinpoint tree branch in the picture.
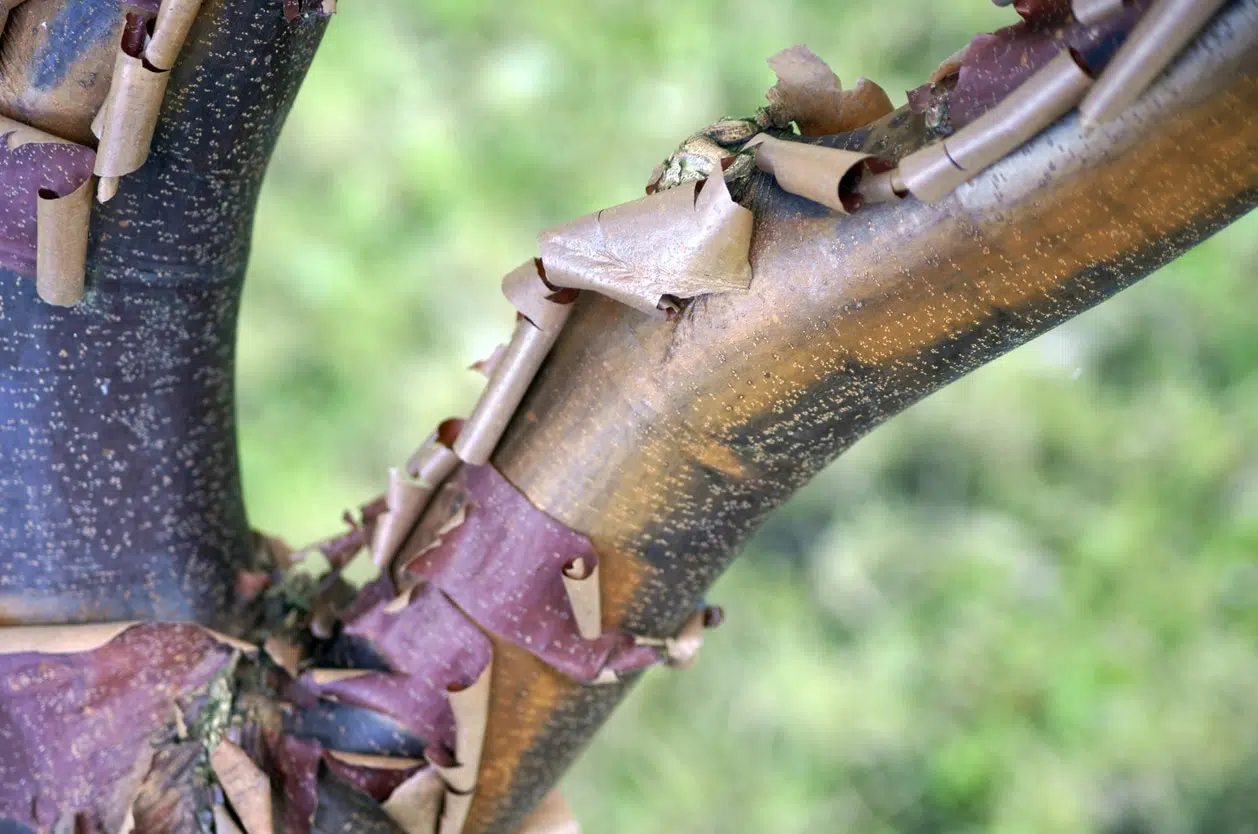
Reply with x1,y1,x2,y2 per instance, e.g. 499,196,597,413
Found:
408,2,1258,830
3,2,1256,833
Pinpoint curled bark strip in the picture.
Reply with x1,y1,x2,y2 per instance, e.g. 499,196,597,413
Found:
453,318,565,466
931,46,970,84
0,621,255,655
263,636,304,678
322,753,423,803
1014,0,1074,22
397,464,663,683
372,468,437,569
132,742,214,834
1079,0,1229,124
144,0,204,71
429,661,493,794
391,507,468,595
300,582,493,758
210,741,274,834
35,175,92,306
325,752,425,770
0,624,236,834
764,45,845,134
309,668,373,685
833,77,895,132
119,10,149,56
946,48,1092,169
307,497,388,570
1073,0,1127,25
537,173,753,317
214,806,246,834
93,16,171,202
0,622,135,654
438,791,474,834
945,1,1147,130
406,420,464,484
898,48,1094,201
0,117,95,302
374,420,466,571
748,133,879,214
502,259,576,333
852,167,904,205
382,768,444,834
327,749,425,769
0,0,177,148
560,557,602,641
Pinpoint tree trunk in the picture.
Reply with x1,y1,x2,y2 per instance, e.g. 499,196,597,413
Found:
0,1,1256,834
0,0,325,627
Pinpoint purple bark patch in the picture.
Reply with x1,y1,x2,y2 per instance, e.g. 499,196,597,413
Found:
399,464,662,682
303,582,492,755
1012,0,1072,24
322,754,421,803
0,624,235,833
947,2,1148,130
268,731,322,834
0,137,94,276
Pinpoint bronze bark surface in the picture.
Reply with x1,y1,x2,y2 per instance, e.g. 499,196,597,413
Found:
420,2,1258,831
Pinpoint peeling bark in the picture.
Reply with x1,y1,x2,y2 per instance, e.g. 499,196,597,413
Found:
0,2,1256,834
454,3,1258,830
0,0,326,628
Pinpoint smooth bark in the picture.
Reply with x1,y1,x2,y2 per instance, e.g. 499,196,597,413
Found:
0,0,325,627
397,2,1258,830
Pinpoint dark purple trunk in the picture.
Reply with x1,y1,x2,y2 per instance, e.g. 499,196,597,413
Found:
0,1,326,628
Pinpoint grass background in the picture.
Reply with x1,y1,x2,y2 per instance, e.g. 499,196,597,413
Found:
238,2,1258,831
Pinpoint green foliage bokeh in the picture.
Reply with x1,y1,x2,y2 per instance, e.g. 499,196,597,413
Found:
239,2,1258,831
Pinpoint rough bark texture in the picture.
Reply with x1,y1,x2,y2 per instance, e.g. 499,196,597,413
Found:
0,0,326,628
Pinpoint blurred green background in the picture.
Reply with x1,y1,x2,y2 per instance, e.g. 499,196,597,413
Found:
237,2,1258,832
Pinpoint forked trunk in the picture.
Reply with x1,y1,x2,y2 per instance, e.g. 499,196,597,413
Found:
0,2,1255,834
